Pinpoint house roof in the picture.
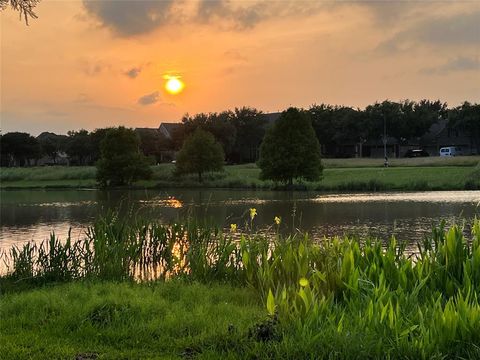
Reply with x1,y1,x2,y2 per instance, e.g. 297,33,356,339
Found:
159,122,182,132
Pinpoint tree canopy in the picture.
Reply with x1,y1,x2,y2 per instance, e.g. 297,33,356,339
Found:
258,107,322,186
96,127,152,187
175,128,224,182
0,132,41,166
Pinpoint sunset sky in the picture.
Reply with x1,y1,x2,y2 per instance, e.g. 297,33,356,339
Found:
1,0,479,135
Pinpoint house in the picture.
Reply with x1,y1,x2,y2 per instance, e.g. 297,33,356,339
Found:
159,122,183,140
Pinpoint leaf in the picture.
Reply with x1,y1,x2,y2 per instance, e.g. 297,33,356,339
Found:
267,289,276,316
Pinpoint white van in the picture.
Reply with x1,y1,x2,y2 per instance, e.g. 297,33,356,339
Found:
439,147,463,157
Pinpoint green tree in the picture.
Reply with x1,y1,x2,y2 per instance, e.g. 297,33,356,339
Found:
37,132,67,164
65,130,92,165
181,111,236,161
449,102,480,155
258,107,322,186
231,107,266,163
175,128,224,182
0,132,41,166
96,127,152,187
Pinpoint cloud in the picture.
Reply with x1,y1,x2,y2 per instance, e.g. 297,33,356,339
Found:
80,59,109,77
82,0,327,36
378,10,480,52
422,57,480,75
138,91,160,106
196,0,268,29
82,0,175,36
125,67,142,79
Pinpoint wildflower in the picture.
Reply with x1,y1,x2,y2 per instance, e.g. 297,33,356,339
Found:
299,278,309,287
274,216,281,225
230,223,237,232
250,208,257,220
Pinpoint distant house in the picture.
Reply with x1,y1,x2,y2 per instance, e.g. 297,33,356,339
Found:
418,119,474,156
159,122,183,139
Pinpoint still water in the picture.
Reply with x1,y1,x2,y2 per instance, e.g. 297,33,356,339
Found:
1,189,479,250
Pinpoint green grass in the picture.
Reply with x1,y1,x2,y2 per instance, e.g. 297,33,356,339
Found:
1,157,479,190
0,281,265,359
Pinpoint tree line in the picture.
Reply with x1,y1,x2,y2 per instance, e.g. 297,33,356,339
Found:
1,100,479,167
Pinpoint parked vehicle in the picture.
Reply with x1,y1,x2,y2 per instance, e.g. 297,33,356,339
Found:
439,147,463,157
404,149,429,158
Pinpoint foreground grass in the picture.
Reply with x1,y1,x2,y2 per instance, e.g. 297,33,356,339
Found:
0,281,265,359
1,156,479,190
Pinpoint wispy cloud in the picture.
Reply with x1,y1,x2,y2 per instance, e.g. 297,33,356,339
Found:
378,10,480,53
124,67,142,79
137,91,161,106
421,57,480,75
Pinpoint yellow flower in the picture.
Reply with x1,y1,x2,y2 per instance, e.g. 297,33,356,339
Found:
274,216,281,225
250,208,257,220
299,278,309,287
230,223,237,232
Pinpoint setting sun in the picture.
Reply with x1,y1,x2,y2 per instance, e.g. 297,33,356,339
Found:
165,77,184,95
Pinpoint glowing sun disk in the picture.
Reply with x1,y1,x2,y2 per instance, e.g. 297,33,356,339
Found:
165,78,184,94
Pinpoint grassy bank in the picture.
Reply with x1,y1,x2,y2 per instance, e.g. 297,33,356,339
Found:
0,281,264,359
2,216,480,358
1,156,479,191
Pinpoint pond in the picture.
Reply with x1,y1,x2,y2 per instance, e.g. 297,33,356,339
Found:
1,189,479,251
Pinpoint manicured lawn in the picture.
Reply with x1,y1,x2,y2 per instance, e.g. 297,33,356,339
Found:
1,157,479,190
0,281,265,359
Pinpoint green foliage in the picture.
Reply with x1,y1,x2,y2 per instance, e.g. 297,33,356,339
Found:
37,132,67,164
175,128,225,182
449,102,480,154
0,132,41,167
258,107,323,185
96,127,152,187
65,129,92,165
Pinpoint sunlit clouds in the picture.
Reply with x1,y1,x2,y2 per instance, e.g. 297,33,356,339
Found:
1,0,479,134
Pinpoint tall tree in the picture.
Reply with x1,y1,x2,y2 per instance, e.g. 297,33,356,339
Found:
182,111,236,161
65,130,92,165
0,132,41,166
37,132,67,164
448,102,480,154
231,107,266,163
175,128,224,182
96,127,152,187
258,107,322,186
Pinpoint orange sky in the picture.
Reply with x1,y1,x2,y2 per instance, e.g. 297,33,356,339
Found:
1,0,479,135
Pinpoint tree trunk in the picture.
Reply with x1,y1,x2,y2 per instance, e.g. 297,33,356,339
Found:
198,172,202,182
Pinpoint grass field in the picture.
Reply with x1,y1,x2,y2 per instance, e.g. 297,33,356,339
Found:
0,281,265,359
1,156,479,191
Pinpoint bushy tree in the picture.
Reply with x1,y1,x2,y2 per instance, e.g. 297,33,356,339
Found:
37,132,67,164
181,111,236,161
0,132,41,166
258,107,322,186
231,107,266,163
449,102,480,154
65,130,92,165
96,127,152,187
175,128,224,182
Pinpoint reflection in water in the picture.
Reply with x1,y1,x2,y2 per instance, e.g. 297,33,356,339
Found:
1,189,479,251
139,196,183,208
